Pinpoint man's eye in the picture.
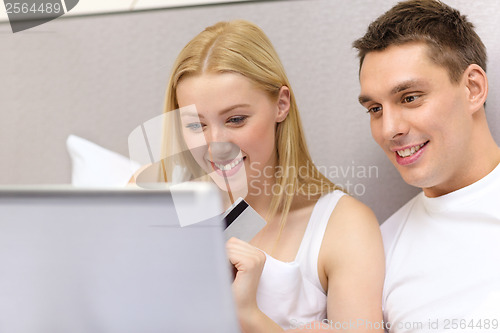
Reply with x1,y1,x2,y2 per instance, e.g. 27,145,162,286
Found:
185,123,203,132
402,95,418,103
227,116,247,126
367,106,382,114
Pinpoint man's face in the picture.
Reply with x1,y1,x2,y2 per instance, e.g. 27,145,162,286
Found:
359,42,475,197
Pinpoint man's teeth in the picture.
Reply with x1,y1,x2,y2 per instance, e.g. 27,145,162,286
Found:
397,143,425,158
214,158,243,171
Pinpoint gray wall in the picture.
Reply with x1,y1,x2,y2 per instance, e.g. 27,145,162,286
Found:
1,0,499,222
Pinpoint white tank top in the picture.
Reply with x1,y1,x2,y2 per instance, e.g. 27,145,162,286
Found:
256,190,346,329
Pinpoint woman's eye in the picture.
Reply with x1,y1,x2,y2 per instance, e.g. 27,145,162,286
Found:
185,122,203,132
227,116,247,126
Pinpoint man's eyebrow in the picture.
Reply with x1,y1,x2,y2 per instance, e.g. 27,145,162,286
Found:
358,79,427,105
358,95,372,105
390,79,426,95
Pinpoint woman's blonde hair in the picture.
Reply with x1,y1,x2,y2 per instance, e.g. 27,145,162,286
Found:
163,19,341,231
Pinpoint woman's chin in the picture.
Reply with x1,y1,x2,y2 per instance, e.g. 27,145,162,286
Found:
209,174,248,199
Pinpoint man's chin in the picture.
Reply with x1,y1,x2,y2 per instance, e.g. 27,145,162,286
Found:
398,171,431,190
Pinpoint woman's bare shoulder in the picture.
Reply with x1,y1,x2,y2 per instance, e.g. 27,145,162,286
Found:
329,193,379,230
319,193,383,277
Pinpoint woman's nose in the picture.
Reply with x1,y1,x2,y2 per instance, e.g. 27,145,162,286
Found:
208,142,240,162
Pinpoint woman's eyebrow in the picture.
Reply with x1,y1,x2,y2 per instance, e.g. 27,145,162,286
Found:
180,104,251,119
217,103,251,116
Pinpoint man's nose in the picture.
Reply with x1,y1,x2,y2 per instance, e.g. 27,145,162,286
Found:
382,106,409,141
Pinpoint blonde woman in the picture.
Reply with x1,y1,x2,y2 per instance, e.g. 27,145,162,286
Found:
161,20,384,332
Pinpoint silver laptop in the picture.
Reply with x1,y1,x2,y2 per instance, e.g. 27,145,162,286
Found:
0,184,240,333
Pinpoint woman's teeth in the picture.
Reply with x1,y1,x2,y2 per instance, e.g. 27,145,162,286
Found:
214,157,243,171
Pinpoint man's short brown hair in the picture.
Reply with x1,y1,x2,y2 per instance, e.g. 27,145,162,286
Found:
353,0,487,83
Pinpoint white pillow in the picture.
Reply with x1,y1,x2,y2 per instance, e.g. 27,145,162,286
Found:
66,135,141,187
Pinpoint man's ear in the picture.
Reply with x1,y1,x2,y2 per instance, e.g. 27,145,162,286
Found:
276,86,290,123
464,64,488,114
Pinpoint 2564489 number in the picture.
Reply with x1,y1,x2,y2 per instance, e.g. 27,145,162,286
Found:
5,2,63,14
443,319,499,330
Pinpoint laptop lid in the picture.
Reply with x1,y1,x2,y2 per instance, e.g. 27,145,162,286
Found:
0,184,240,333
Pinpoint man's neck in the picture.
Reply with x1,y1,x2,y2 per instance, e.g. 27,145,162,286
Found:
423,140,500,198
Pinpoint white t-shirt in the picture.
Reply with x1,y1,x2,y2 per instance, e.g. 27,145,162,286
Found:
381,163,500,333
256,190,346,329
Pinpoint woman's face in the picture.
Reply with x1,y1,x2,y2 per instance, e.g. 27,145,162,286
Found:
176,72,289,197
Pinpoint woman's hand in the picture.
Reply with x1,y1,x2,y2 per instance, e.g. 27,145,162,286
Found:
226,237,285,333
225,237,266,315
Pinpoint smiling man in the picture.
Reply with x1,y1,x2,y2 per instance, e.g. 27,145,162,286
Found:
354,0,500,332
